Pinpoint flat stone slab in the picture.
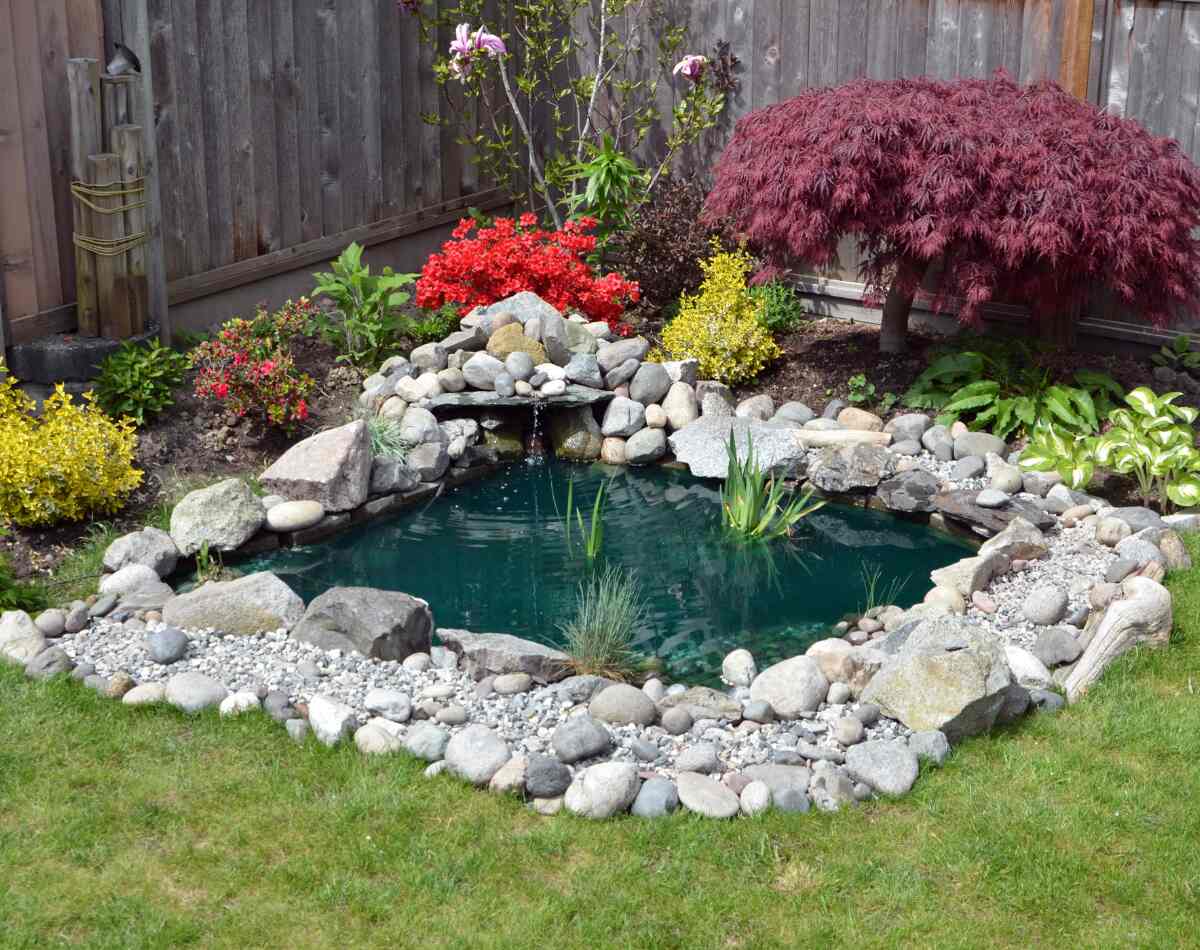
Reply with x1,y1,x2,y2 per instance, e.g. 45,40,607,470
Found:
428,385,613,414
437,629,569,683
934,489,1055,534
668,416,809,479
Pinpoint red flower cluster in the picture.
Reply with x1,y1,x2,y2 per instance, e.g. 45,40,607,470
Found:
415,215,640,335
190,299,316,431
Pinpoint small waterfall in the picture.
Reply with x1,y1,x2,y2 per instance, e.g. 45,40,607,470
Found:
525,398,547,463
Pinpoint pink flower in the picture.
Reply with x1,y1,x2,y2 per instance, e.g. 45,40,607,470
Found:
673,54,707,82
448,23,506,79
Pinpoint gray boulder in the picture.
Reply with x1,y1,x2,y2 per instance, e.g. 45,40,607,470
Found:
590,683,658,726
437,629,569,682
876,469,940,513
260,420,371,514
291,588,433,660
564,352,603,389
526,753,573,798
807,444,895,493
552,715,612,763
25,646,75,680
629,363,672,405
908,730,951,766
165,672,228,713
631,777,679,817
601,397,646,437
398,407,444,445
444,724,511,786
978,517,1048,561
953,432,1007,460
676,771,740,818
668,416,807,480
657,685,742,721
170,478,266,555
404,722,450,761
921,425,954,461
547,405,603,461
102,527,179,577
884,413,932,443
370,458,420,495
662,382,699,430
564,761,641,818
407,442,450,482
597,336,650,372
462,352,506,390
147,626,189,664
749,656,829,718
624,427,666,465
675,743,721,774
1031,627,1082,668
861,615,1012,741
775,401,815,425
844,740,920,796
163,572,305,634
308,693,358,746
364,688,412,722
1022,585,1069,625
603,357,640,390
736,394,775,421
410,341,447,372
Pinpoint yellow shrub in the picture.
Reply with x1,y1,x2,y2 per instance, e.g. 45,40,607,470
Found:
654,245,781,385
0,374,142,527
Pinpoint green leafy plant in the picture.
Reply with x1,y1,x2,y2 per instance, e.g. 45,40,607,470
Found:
878,392,900,415
847,373,876,407
1018,422,1097,491
721,433,825,543
750,280,807,334
558,564,647,681
365,415,409,461
561,478,609,562
902,339,1123,439
1094,387,1200,510
93,340,189,427
311,242,417,370
398,305,458,345
566,134,646,244
0,525,46,613
858,561,908,615
194,541,224,585
1151,334,1200,373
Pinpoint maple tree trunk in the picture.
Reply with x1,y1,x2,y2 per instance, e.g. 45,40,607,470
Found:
879,277,916,355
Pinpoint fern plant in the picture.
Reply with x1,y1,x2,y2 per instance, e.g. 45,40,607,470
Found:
902,339,1123,439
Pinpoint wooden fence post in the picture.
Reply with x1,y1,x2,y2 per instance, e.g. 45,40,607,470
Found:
1060,0,1096,100
67,57,103,336
101,74,138,149
119,0,170,343
112,124,148,334
88,152,133,339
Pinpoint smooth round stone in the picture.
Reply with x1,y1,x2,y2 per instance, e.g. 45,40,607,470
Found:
437,368,467,393
642,677,666,702
722,648,757,687
834,716,865,745
493,672,533,695
219,691,261,718
514,380,534,396
34,609,67,638
147,626,189,665
631,776,679,818
742,699,775,723
436,703,469,725
286,719,310,743
644,404,667,429
165,672,228,713
975,489,1010,509
740,780,771,816
266,500,325,532
675,742,721,774
493,372,516,397
403,652,432,672
505,351,535,381
261,494,288,511
661,706,693,735
631,738,660,762
552,715,613,763
589,683,658,726
540,379,567,396
1023,585,1069,625
826,682,852,705
676,771,740,818
122,682,166,706
526,754,572,798
364,688,412,722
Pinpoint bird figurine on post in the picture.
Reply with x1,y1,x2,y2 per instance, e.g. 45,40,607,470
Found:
106,42,141,76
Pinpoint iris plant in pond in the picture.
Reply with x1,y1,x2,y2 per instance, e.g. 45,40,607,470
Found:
559,477,610,562
721,434,825,543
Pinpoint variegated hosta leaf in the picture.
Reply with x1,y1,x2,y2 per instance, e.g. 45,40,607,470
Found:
1174,404,1200,425
1056,459,1094,490
1166,476,1200,508
1108,408,1136,431
1124,386,1160,417
1018,449,1058,472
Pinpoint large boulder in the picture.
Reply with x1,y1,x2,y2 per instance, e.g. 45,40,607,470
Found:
1064,576,1172,702
437,629,569,682
102,527,179,578
486,322,547,364
977,517,1049,561
844,740,920,797
444,724,511,786
589,683,658,726
547,405,602,461
876,469,940,513
748,656,830,718
564,761,641,818
163,572,305,634
290,587,433,660
260,420,371,513
170,478,266,555
668,416,807,480
0,611,46,665
806,444,895,493
861,615,1012,741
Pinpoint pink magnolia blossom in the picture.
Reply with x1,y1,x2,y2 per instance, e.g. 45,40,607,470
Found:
673,54,707,82
448,23,506,78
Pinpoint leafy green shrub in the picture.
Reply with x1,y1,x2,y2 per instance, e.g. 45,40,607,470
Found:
0,375,141,527
902,338,1123,439
399,306,458,345
721,433,825,543
565,134,646,245
558,565,647,681
311,242,417,370
847,373,876,406
1151,334,1200,373
93,340,189,426
1094,387,1200,509
0,526,46,613
750,280,806,334
652,245,781,385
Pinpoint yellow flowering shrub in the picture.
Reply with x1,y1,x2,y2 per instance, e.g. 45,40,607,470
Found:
653,245,781,385
0,373,142,527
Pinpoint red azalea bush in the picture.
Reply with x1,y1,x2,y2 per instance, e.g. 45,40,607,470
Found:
190,299,315,430
706,72,1200,352
415,213,640,335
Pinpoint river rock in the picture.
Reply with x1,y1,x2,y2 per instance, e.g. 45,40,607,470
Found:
722,648,757,687
1031,627,1082,668
564,352,603,389
931,555,1000,598
260,420,371,514
308,694,358,746
953,432,1007,459
1023,585,1069,625
662,382,699,430
265,500,325,532
877,469,940,513
438,629,569,682
921,425,954,461
164,572,305,634
552,714,613,763
165,672,228,714
603,357,640,390
169,478,266,555
978,517,1048,561
844,740,919,796
147,626,189,664
658,685,742,721
837,407,883,431
676,771,740,818
25,646,74,680
445,724,511,785
590,683,658,726
462,352,506,390
737,394,776,422
526,754,573,798
406,442,450,482
291,588,432,661
564,761,641,818
629,363,672,405
364,687,412,722
884,413,931,442
596,336,650,372
776,401,815,425
404,722,450,761
102,527,179,578
749,656,829,718
601,397,646,437
486,322,548,364
631,777,679,817
548,405,603,461
624,427,666,464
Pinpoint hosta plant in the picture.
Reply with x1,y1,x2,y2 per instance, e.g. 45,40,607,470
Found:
1094,387,1200,510
1018,423,1097,490
902,339,1123,439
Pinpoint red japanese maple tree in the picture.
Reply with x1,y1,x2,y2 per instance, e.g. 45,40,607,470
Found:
706,73,1200,352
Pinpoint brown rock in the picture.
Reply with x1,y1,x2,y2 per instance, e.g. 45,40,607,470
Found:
486,323,548,364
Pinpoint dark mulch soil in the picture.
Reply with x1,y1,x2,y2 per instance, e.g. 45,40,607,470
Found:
5,337,361,580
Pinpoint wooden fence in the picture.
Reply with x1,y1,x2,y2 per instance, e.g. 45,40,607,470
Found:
3,0,1200,348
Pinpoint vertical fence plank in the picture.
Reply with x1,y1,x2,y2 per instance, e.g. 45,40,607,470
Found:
379,0,406,216
1126,1,1174,135
145,0,184,279
338,0,366,227
927,0,961,78
38,0,79,304
223,0,257,260
809,0,840,88
196,0,233,268
958,0,992,77
272,0,302,249
868,0,900,79
0,0,41,321
751,0,783,109
1086,0,1110,103
67,57,103,333
317,0,343,234
419,9,443,207
11,0,65,311
837,0,869,82
399,1,421,212
171,0,211,273
1181,6,1200,158
113,124,147,332
361,0,383,221
293,0,323,241
897,0,930,77
249,1,280,254
779,0,811,92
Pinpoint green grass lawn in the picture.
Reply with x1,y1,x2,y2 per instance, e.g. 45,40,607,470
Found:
4,542,1200,948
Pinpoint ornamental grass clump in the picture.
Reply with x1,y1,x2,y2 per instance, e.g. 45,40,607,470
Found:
0,373,141,527
721,433,824,543
654,244,781,385
558,565,647,681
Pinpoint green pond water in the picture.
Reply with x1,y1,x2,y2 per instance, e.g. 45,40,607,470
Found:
244,459,973,685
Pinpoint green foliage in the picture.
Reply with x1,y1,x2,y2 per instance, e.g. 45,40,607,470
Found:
561,478,609,562
846,373,876,407
1094,386,1200,510
311,242,417,370
1018,422,1098,490
365,415,409,461
1151,334,1200,373
749,280,806,334
194,541,224,585
0,529,46,613
565,134,646,243
558,564,647,680
398,305,458,345
653,245,781,385
902,338,1123,439
721,433,825,543
93,340,189,427
858,560,908,615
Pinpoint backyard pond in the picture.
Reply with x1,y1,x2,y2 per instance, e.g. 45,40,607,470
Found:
243,460,973,684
